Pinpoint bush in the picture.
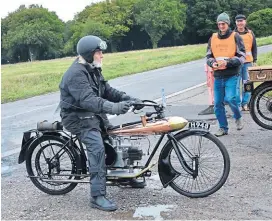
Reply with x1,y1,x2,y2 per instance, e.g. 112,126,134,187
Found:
247,8,272,37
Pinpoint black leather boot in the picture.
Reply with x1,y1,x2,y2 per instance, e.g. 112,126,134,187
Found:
129,178,146,188
91,196,117,211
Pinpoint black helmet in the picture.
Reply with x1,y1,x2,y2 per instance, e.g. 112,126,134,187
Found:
76,35,107,63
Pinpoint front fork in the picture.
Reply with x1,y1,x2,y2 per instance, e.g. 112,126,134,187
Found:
168,133,199,179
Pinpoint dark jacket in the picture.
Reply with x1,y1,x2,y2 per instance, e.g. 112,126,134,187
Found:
59,56,126,134
234,27,257,63
206,28,246,78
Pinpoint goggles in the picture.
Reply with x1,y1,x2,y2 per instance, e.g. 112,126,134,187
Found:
97,40,107,51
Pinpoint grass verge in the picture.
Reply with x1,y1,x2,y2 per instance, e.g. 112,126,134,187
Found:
256,35,272,46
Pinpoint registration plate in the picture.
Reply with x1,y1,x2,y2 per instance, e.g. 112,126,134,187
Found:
188,121,210,131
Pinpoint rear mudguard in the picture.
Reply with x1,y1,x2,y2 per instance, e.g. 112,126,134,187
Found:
158,129,209,188
18,131,87,174
18,131,36,164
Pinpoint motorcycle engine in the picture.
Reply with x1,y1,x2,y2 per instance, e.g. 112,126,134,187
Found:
106,136,144,168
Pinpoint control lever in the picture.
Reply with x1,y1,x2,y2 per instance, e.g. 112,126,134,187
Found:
145,112,156,117
131,101,145,113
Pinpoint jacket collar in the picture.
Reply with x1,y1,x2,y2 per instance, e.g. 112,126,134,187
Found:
217,28,233,39
234,26,250,34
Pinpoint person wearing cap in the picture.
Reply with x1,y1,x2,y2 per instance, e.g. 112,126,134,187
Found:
206,12,246,137
59,35,145,211
235,14,258,111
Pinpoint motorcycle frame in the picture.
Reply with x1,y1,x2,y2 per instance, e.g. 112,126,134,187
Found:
23,119,198,185
20,101,204,186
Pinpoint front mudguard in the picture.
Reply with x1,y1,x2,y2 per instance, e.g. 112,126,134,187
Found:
158,129,209,188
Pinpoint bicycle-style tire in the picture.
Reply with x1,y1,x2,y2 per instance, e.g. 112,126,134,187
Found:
249,82,272,130
25,135,80,195
162,130,230,198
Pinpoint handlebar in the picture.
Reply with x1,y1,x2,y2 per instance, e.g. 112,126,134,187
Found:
130,99,165,118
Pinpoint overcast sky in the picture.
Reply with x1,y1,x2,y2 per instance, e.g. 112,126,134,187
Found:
0,0,103,21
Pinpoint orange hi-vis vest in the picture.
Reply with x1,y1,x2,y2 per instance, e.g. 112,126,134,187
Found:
239,30,253,62
211,32,236,70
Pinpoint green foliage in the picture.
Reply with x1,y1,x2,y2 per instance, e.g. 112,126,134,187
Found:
190,0,222,37
134,0,187,48
247,8,272,37
69,0,136,52
82,20,114,40
86,0,135,37
182,0,271,44
256,36,272,46
1,5,64,62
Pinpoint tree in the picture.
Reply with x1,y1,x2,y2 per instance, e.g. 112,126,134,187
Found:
247,8,272,37
181,0,269,44
2,5,64,62
74,0,136,52
191,0,224,38
134,0,187,48
63,20,114,55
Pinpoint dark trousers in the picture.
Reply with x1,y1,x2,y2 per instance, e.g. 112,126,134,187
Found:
78,129,106,197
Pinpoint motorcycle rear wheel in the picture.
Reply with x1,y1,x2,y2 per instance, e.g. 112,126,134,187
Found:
25,136,80,195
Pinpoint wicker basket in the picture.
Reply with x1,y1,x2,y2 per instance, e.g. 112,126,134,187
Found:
248,65,272,82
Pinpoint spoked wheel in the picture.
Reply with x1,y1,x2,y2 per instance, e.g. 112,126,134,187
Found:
249,82,272,130
168,130,230,198
25,136,80,195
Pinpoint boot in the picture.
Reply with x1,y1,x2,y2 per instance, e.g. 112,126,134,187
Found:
198,105,214,115
129,178,146,188
91,196,117,211
214,128,228,137
235,118,244,130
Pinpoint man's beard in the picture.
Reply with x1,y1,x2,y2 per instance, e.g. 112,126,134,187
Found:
93,60,102,68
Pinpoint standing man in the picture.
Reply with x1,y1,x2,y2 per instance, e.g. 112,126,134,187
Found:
206,12,246,137
59,35,145,212
235,14,258,111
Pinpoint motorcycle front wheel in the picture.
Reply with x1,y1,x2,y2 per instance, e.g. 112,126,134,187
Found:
160,130,230,198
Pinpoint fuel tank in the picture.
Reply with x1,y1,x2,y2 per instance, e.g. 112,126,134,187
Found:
109,116,188,135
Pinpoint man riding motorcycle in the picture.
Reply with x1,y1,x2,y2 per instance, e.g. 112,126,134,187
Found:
59,35,145,212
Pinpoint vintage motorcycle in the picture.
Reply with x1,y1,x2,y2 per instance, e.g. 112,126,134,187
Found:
244,65,272,130
18,99,230,198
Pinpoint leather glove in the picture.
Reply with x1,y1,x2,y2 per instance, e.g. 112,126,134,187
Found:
121,94,141,103
112,101,131,114
103,101,131,115
121,94,145,110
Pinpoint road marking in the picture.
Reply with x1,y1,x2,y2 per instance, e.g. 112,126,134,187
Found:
1,82,206,158
2,104,59,120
